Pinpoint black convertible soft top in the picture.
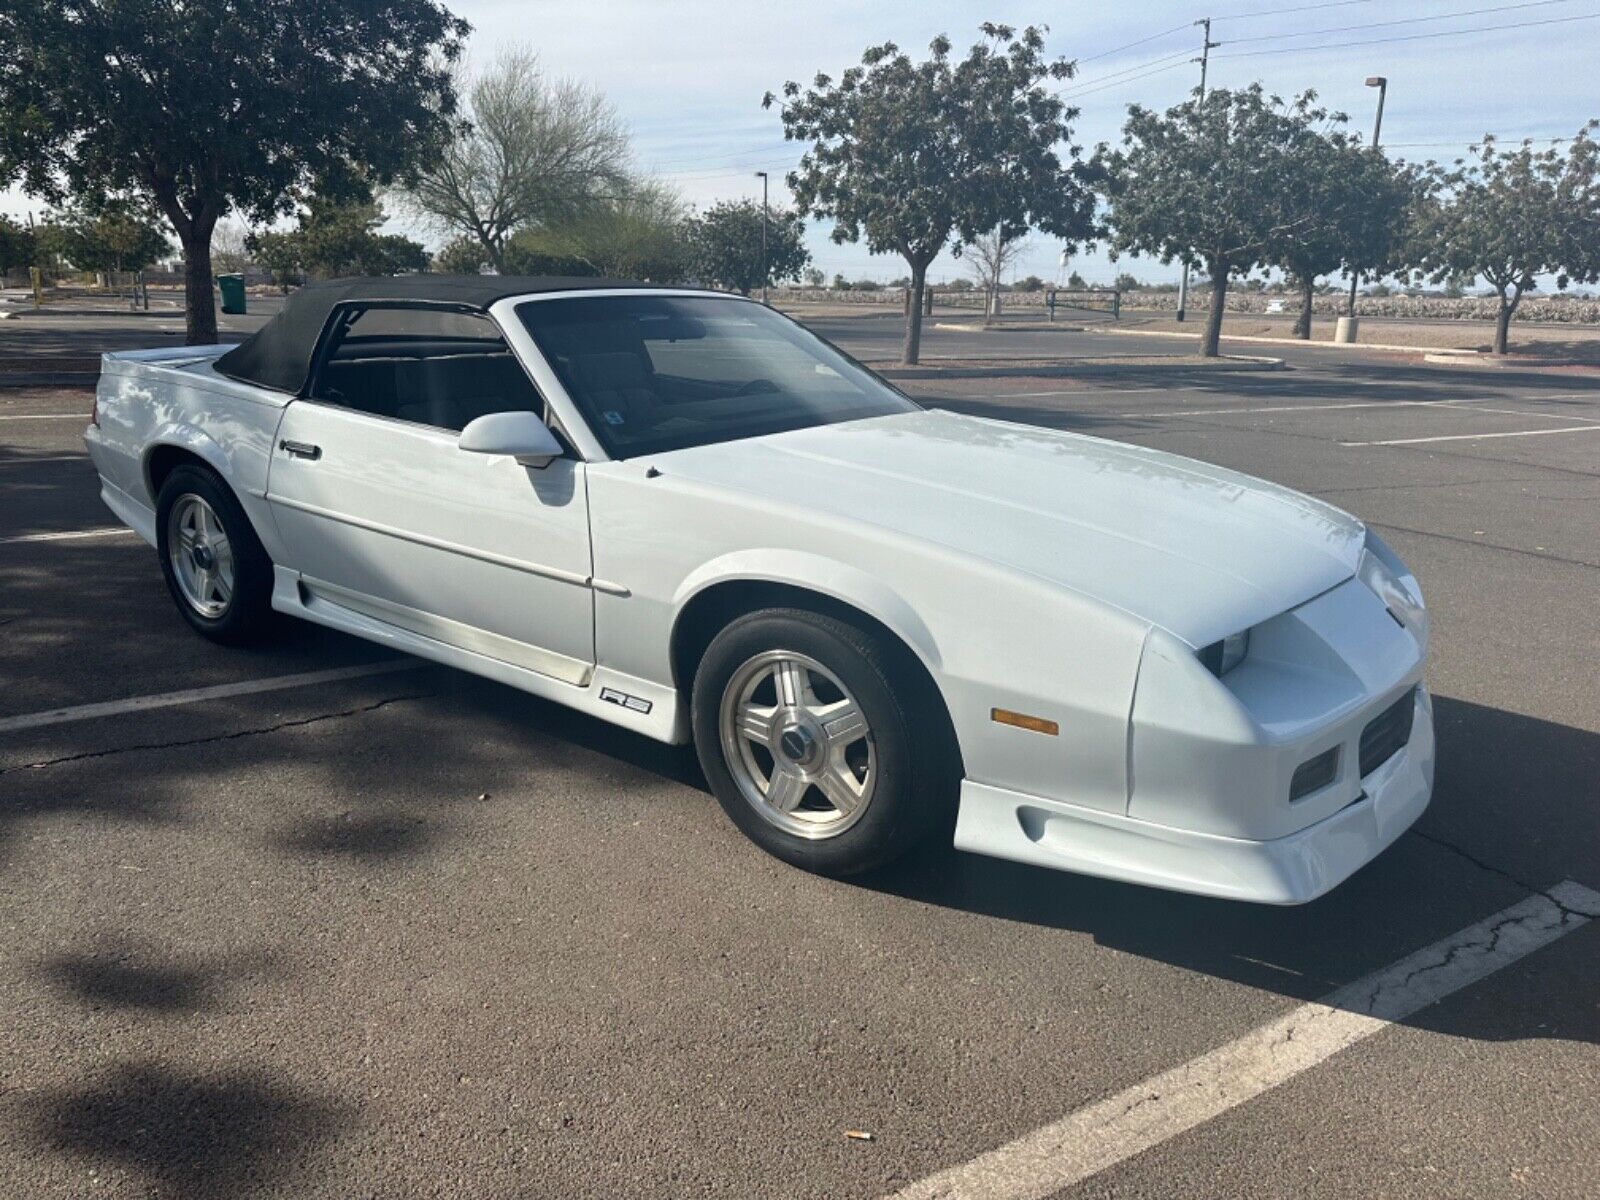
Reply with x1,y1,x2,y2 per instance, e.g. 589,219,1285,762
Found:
213,274,668,395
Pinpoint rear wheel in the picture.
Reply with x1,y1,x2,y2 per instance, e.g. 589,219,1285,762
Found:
691,608,955,876
155,464,275,644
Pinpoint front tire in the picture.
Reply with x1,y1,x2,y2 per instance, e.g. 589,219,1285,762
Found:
155,463,275,644
691,608,954,876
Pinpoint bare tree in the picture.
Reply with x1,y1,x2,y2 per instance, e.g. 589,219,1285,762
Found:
961,228,1028,324
397,46,631,272
210,219,252,275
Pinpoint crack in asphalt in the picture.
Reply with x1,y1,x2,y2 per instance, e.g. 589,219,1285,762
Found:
0,692,436,776
1408,826,1597,922
1356,908,1521,1015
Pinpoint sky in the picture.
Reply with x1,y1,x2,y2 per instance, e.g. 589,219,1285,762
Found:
6,0,1599,287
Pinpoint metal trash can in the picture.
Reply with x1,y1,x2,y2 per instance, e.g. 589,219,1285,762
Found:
217,273,246,315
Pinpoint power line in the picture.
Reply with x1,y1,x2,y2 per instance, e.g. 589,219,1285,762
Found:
1214,0,1372,19
1223,0,1580,44
1073,22,1192,65
1057,48,1197,96
1060,59,1197,101
1385,134,1579,147
1215,8,1600,57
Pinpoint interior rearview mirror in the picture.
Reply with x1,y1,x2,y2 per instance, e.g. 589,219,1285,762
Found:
458,411,563,469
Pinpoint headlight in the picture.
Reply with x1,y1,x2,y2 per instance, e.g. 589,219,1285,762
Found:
1358,529,1428,645
1199,628,1250,676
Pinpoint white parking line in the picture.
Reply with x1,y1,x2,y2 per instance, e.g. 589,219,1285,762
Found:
1345,425,1600,447
0,661,424,734
998,386,1194,399
1114,397,1499,419
0,413,87,421
0,455,86,466
890,881,1599,1200
0,526,136,545
1434,402,1600,424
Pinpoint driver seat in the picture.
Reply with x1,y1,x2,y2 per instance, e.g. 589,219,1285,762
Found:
571,352,663,430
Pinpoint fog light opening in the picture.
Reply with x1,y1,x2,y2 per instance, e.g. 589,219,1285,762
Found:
1290,746,1340,801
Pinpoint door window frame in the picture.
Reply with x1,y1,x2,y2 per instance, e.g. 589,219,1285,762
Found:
299,299,575,454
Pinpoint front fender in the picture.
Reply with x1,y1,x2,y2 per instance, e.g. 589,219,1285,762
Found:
675,548,944,673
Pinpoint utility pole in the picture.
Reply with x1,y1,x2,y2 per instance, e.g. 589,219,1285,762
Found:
1176,17,1220,323
1347,76,1388,316
755,170,770,305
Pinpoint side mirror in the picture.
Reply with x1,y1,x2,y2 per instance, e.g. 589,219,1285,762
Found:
458,411,563,469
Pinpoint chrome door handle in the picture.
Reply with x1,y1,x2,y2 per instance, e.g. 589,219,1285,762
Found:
280,439,321,460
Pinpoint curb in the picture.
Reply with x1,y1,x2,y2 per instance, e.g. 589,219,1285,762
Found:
0,372,98,389
1102,326,1479,356
870,354,1285,380
933,321,1088,333
1420,349,1598,369
0,306,183,318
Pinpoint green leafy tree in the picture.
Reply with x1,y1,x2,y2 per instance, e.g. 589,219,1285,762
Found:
0,0,468,344
803,267,826,287
0,216,35,278
767,23,1096,363
1112,272,1143,293
434,236,491,275
295,196,426,278
1066,269,1088,290
689,199,809,295
502,230,596,277
1417,126,1600,354
1097,85,1322,357
1268,113,1421,338
399,46,632,273
244,195,427,284
246,230,303,292
37,196,170,275
520,180,693,281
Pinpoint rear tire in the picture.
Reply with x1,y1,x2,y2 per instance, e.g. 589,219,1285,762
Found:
691,607,955,877
155,463,275,645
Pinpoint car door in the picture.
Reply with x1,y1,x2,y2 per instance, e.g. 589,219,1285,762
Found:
265,303,596,685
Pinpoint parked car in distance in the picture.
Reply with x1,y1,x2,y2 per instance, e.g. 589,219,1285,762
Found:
84,276,1433,902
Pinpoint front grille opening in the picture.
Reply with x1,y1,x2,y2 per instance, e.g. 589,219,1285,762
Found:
1290,746,1340,801
1360,687,1417,778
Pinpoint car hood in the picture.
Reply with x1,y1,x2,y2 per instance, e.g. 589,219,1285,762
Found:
656,408,1365,646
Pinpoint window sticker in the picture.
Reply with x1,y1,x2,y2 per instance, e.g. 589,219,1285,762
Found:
603,410,625,425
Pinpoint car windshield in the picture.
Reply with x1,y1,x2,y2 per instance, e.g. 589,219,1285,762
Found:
516,293,918,458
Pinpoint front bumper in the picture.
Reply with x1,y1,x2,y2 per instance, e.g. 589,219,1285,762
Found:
953,686,1433,903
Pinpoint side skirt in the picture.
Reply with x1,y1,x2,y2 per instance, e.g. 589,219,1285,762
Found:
270,566,683,744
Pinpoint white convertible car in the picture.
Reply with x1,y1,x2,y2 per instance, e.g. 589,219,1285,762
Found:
85,277,1433,903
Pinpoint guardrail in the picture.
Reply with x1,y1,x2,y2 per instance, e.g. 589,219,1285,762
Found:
1045,288,1121,321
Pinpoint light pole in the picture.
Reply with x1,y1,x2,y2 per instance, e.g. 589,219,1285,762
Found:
755,170,769,304
1176,16,1220,323
1348,76,1387,316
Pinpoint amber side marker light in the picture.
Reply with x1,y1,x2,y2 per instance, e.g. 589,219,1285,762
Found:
991,708,1059,736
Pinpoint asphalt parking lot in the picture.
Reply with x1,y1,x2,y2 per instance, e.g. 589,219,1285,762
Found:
1,320,1597,1198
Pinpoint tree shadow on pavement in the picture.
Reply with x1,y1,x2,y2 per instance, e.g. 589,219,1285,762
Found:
41,940,278,1015
33,1063,350,1199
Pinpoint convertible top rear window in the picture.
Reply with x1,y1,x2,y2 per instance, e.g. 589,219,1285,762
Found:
517,295,917,458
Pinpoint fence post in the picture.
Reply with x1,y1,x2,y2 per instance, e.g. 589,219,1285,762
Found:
1112,290,1121,320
